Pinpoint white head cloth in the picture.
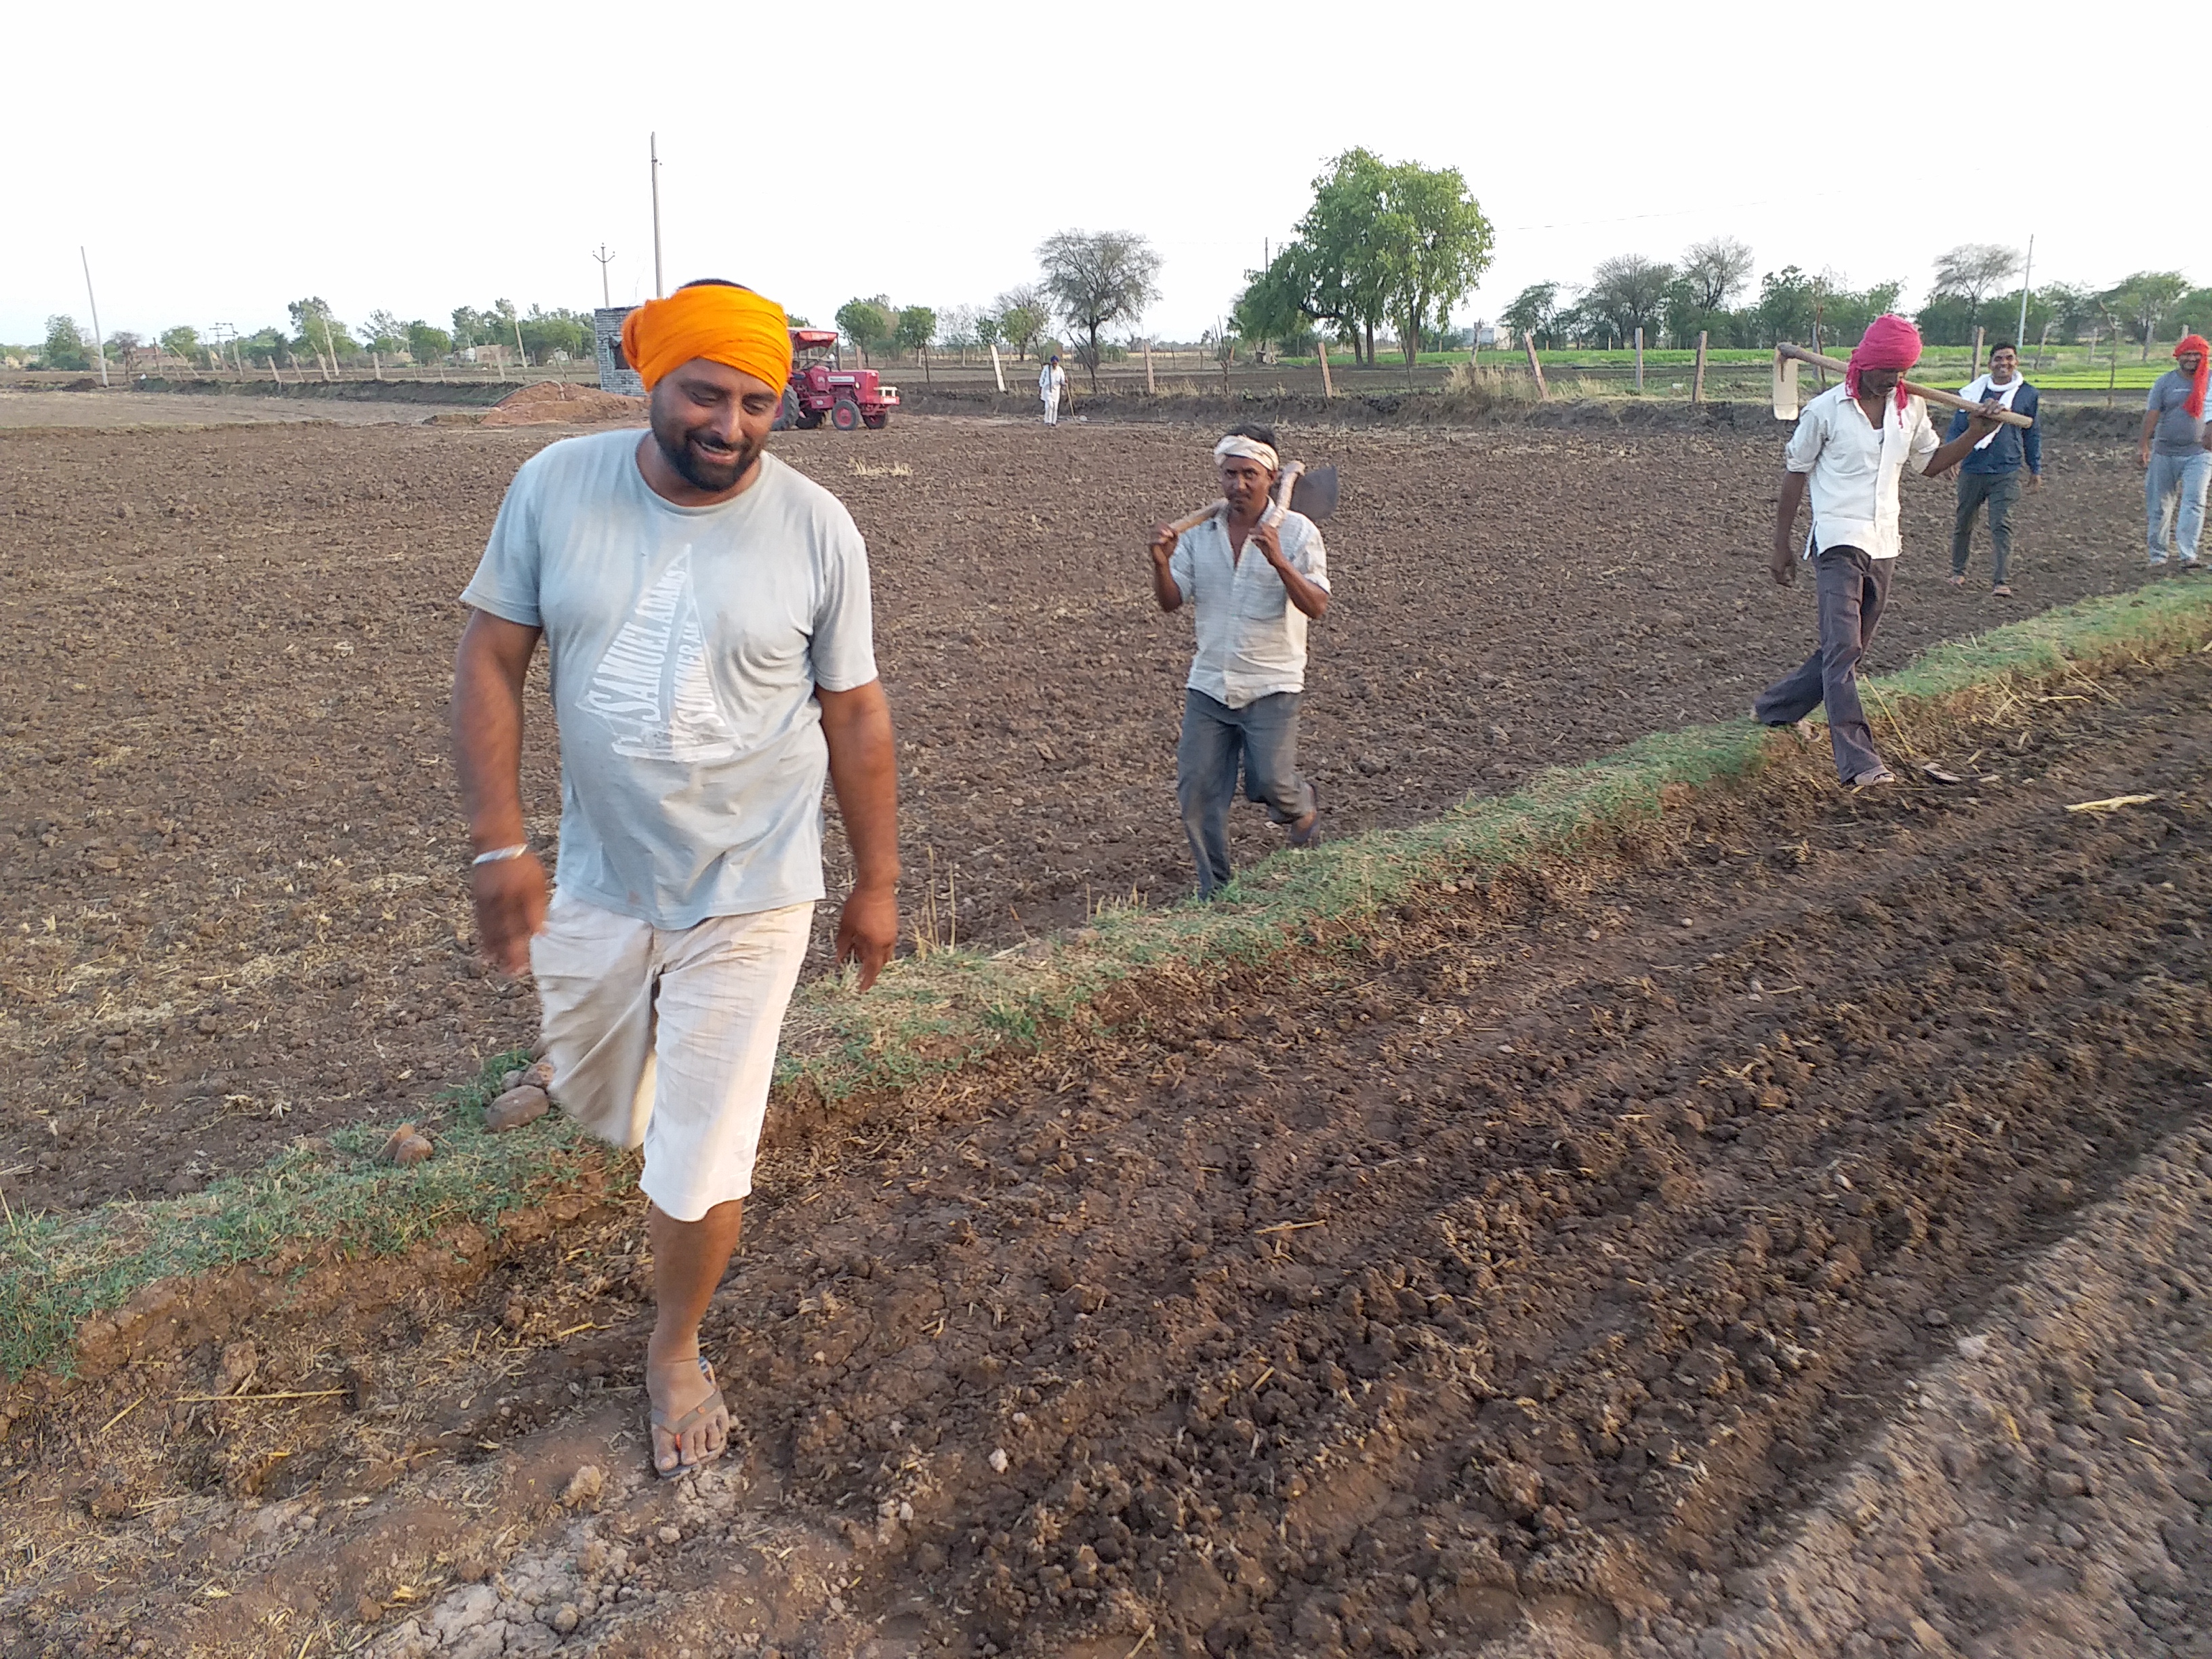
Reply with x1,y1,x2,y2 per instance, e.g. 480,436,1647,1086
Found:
1213,434,1279,472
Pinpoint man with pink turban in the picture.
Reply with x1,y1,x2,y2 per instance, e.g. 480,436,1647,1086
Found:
2139,334,2211,567
1755,314,2003,787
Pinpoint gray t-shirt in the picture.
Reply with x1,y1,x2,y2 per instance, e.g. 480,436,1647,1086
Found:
2147,370,2209,457
461,433,878,928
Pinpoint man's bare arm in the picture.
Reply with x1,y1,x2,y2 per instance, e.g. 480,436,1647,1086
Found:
1148,527,1185,613
451,609,546,975
1769,470,1811,586
1920,408,2005,478
817,678,900,991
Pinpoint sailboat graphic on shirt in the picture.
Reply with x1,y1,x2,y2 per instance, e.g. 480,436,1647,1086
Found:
580,550,740,763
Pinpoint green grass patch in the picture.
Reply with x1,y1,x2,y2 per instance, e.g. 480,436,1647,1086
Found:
1,1048,634,1382
11,578,2212,1384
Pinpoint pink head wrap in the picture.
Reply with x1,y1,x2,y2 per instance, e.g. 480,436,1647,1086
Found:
1845,314,1923,412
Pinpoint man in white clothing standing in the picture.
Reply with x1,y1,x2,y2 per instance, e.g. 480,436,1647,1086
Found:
1755,314,2000,788
1040,353,1067,426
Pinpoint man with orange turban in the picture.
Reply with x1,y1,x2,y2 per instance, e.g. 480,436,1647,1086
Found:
2140,334,2211,568
450,280,901,1479
1756,314,2003,787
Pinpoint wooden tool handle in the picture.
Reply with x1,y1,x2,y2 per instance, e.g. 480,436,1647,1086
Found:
1164,461,1306,537
1778,343,2034,429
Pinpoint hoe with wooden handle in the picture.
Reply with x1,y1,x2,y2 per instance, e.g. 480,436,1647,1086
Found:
1771,343,2034,429
1164,460,1339,537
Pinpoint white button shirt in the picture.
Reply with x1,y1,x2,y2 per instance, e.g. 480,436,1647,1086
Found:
1168,510,1330,709
1784,382,1940,560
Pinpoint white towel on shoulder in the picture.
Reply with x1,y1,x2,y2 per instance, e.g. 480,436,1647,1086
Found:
1957,374,2026,450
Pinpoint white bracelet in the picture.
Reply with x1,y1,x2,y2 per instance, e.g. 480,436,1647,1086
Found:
472,843,530,866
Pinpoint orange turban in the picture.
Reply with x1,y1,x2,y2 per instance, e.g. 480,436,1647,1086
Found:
620,283,792,392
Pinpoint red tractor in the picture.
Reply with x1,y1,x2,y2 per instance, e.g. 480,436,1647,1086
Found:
773,328,899,432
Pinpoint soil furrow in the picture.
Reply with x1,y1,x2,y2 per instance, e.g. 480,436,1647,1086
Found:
6,642,2208,1659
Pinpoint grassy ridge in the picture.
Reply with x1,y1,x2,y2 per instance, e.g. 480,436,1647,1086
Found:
9,579,2212,1383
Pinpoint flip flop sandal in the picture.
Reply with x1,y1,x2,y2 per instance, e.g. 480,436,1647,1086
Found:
1287,784,1322,849
649,1355,729,1479
1990,584,2013,597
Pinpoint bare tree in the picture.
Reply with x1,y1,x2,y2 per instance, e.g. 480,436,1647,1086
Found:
1036,230,1163,390
1930,243,2022,332
1680,236,1754,312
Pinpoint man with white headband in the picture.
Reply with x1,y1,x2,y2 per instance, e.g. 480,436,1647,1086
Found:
1148,422,1331,896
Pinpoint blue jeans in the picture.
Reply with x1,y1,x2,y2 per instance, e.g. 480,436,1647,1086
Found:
1753,546,1892,784
1176,689,1313,897
2146,449,2209,562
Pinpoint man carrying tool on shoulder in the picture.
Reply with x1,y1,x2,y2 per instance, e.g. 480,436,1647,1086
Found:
450,279,899,1480
1147,423,1329,896
1756,314,2003,789
1944,340,2041,597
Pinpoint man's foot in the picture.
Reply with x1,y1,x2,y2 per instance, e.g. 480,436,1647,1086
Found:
646,1351,729,1477
2149,556,2170,568
1946,573,1966,587
1849,767,1897,790
1991,583,2013,597
2182,557,2203,571
1287,785,1322,849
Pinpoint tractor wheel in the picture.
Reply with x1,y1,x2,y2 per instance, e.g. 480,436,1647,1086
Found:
863,410,890,430
772,388,798,432
830,398,863,432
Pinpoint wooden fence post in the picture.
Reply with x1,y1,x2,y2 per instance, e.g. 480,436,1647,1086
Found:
1523,333,1548,400
1317,338,1333,399
1634,327,1645,392
1143,337,1155,394
1692,331,1708,407
1971,326,1984,380
989,342,1006,394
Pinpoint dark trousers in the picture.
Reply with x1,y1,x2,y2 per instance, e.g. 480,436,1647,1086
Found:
1951,469,2022,584
1755,546,1893,783
1176,688,1314,897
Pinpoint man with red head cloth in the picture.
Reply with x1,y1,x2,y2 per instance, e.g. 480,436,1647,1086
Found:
450,280,900,1477
1756,314,2003,787
2140,333,2211,568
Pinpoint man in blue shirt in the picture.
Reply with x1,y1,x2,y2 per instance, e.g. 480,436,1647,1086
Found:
1944,342,2041,597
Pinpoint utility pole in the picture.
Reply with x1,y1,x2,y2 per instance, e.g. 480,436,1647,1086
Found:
592,245,616,309
2015,233,2034,352
650,134,664,298
80,247,109,387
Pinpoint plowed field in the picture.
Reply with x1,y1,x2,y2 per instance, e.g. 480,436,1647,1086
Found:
0,413,2162,1214
5,621,2209,1659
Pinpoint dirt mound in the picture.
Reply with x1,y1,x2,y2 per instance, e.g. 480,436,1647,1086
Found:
480,382,645,426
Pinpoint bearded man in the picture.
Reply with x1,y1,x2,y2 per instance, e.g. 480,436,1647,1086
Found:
1147,424,1329,895
1756,314,2001,787
450,279,899,1477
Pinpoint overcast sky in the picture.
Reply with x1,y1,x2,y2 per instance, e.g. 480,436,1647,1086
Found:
7,0,2201,352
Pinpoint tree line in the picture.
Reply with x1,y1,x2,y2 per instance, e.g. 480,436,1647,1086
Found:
834,230,1165,390
1499,241,2212,358
21,298,599,373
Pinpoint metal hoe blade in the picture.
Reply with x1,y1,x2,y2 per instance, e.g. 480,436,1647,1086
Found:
1288,463,1338,521
1771,350,1801,422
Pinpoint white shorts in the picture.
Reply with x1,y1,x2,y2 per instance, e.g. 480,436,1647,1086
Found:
529,892,815,1223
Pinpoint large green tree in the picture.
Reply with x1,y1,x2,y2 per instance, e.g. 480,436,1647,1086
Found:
2102,270,2192,357
42,315,91,370
1371,159,1493,365
893,305,937,359
835,297,894,365
1250,150,1491,367
1500,282,1563,350
1036,230,1162,388
159,325,201,365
